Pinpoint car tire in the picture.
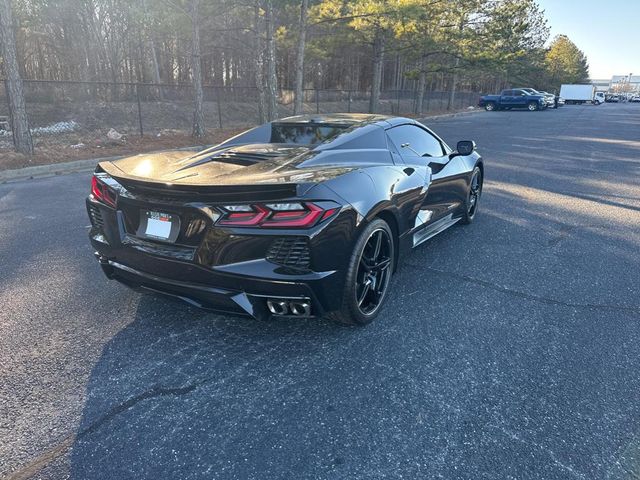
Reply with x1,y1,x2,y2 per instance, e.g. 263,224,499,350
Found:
484,102,496,111
460,166,483,225
528,102,539,111
328,218,395,326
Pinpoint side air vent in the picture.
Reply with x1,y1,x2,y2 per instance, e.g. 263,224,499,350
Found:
266,237,311,271
88,204,104,228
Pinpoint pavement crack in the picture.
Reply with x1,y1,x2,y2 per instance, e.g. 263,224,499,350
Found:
4,383,199,480
489,424,586,479
406,265,640,315
81,383,199,437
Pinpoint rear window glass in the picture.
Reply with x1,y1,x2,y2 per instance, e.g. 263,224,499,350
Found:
270,124,348,145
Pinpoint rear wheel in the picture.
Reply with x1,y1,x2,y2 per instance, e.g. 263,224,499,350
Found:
484,102,496,111
528,102,539,111
328,219,394,326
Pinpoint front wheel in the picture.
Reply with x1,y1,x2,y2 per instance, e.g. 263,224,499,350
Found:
528,102,539,111
484,102,496,111
460,166,483,225
328,219,395,326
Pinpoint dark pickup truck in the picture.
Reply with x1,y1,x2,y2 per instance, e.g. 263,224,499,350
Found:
478,89,547,111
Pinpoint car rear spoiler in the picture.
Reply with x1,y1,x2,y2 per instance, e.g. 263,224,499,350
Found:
98,162,300,202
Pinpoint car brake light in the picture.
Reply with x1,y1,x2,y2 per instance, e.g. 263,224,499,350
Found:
262,203,323,227
218,202,339,228
90,175,117,208
219,204,269,226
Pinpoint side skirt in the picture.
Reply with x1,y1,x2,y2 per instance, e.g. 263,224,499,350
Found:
412,214,461,248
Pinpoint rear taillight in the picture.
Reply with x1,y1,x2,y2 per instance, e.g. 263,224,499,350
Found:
218,202,339,229
90,175,117,208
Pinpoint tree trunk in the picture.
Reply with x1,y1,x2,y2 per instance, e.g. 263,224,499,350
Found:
191,0,205,137
369,30,384,114
415,58,427,115
293,0,308,115
141,0,163,98
0,0,33,155
447,57,460,111
264,0,278,121
254,4,267,124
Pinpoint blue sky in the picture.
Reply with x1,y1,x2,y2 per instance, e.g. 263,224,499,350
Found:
536,0,640,79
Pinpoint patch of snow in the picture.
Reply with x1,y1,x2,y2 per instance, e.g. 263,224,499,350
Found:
107,128,123,140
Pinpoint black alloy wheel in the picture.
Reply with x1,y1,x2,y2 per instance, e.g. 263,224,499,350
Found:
355,228,393,315
329,219,395,325
461,166,483,224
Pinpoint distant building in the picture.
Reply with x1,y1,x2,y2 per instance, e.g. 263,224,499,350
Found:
591,79,610,92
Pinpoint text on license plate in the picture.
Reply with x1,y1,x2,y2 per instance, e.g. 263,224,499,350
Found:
145,211,173,239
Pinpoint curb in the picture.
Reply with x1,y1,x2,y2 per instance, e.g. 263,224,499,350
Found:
0,144,211,184
419,109,484,122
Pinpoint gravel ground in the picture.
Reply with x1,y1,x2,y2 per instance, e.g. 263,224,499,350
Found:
1,103,639,480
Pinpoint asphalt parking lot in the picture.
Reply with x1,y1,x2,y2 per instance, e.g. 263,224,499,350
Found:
1,103,640,480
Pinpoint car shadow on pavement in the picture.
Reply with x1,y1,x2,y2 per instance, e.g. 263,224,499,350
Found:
66,293,389,479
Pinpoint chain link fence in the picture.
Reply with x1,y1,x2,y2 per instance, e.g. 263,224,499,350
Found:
0,80,481,155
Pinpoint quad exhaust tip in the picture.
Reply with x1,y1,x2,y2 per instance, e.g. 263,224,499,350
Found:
267,298,312,317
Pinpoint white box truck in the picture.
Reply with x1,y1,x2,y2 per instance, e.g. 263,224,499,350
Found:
560,84,602,105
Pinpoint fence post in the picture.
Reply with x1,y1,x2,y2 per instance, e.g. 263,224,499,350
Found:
216,87,223,129
396,89,400,114
316,88,320,114
135,84,143,138
347,90,352,113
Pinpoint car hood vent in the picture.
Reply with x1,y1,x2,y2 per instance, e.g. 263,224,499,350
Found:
210,150,284,166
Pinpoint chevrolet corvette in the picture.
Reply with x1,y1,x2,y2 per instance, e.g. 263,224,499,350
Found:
87,114,483,325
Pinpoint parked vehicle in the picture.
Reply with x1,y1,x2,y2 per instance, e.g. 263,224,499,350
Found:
478,89,547,111
605,94,620,103
630,96,640,103
538,91,563,108
87,114,484,325
559,84,602,104
515,88,556,108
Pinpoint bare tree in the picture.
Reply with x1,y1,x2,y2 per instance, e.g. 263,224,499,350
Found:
141,0,163,97
368,30,384,113
415,57,427,115
264,0,278,121
0,0,33,155
293,0,308,115
254,3,267,124
190,0,205,137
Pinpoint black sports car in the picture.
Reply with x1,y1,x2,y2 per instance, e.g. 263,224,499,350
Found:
87,114,483,325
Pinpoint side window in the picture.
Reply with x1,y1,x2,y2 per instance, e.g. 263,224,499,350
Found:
387,125,445,158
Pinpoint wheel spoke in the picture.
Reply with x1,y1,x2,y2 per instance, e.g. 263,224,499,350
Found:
372,231,382,260
357,281,371,307
372,257,391,271
360,256,373,272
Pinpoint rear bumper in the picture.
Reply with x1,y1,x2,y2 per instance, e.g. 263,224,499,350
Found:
93,249,339,320
90,225,343,319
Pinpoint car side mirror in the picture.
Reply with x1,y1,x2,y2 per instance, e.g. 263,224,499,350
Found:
456,140,476,156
